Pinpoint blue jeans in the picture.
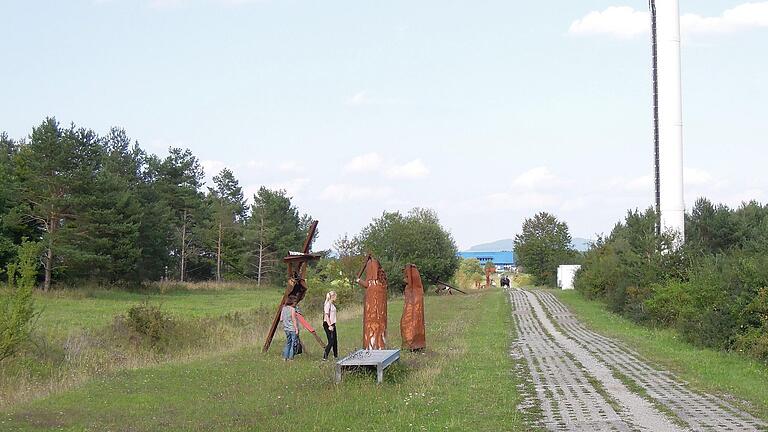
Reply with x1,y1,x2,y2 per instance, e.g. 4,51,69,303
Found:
283,330,297,359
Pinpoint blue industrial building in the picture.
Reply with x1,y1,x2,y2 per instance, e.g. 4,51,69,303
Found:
457,251,516,271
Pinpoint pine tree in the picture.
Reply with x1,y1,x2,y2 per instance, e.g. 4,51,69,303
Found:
246,187,308,284
14,119,101,290
208,168,246,282
152,148,205,282
0,133,19,270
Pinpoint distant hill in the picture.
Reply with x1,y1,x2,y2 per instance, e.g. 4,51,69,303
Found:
467,237,593,253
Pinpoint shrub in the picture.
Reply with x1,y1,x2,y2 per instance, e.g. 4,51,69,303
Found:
124,302,175,346
454,258,485,289
512,273,534,287
734,288,768,362
574,201,768,363
0,239,41,362
644,281,691,326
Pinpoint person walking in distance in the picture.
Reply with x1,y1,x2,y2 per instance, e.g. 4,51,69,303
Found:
322,291,338,360
281,297,299,361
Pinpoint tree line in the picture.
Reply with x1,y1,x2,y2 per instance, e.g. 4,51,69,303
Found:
0,118,313,289
576,199,768,363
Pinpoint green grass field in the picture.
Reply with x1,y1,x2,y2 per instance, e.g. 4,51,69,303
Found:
33,287,283,338
2,289,526,431
552,289,768,421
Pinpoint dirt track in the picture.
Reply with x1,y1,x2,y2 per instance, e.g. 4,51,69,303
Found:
509,288,767,432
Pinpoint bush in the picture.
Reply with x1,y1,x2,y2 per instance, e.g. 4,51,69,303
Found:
575,202,768,363
644,281,691,326
123,302,175,346
0,239,41,362
734,288,768,362
512,273,534,287
455,258,484,289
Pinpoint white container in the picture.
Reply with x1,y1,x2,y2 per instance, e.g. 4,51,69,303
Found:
557,265,582,290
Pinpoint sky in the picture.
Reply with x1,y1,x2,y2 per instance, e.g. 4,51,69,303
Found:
1,0,767,250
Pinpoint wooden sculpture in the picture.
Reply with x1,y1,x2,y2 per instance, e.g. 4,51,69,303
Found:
401,264,426,351
358,255,388,350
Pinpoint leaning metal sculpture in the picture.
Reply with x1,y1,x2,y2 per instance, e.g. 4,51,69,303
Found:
358,255,388,350
262,221,321,353
401,264,426,351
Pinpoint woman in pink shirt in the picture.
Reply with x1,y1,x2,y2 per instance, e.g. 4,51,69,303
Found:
322,291,338,360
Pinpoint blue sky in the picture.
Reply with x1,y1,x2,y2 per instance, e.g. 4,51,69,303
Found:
2,0,767,250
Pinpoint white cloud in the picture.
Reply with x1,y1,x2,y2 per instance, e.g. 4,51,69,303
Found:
344,90,405,107
267,178,310,197
148,0,185,9
625,175,653,192
346,90,370,107
146,0,266,8
725,188,765,207
343,154,430,179
345,153,384,173
386,159,430,179
201,159,228,177
569,6,648,38
683,2,768,34
684,167,713,186
511,167,562,189
245,159,265,169
278,160,304,173
319,184,393,203
569,2,768,38
243,178,310,202
482,191,560,211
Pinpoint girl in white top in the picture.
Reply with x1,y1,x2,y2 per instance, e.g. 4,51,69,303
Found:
322,291,338,360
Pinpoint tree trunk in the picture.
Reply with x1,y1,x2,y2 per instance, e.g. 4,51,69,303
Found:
257,242,263,286
217,220,222,282
257,213,264,286
180,209,187,283
43,214,55,292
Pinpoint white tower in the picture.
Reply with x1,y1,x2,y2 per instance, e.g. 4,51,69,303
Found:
650,0,685,242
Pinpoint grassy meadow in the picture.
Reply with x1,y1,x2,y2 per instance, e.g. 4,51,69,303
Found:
1,284,284,410
552,289,768,421
33,286,283,338
2,287,527,431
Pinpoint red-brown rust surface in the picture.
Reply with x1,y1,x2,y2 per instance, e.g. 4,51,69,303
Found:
401,264,426,350
485,266,496,288
359,257,388,350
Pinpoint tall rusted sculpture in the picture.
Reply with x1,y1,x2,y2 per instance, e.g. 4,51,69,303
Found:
263,221,321,353
485,264,496,289
401,264,426,351
358,255,388,350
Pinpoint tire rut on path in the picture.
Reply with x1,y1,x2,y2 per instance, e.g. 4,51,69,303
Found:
532,290,767,432
510,288,682,432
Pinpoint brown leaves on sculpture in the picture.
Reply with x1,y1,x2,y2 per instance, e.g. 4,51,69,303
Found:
359,256,387,350
401,264,426,351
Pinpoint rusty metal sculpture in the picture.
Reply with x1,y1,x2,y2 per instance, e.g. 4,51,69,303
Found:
432,279,468,295
401,264,426,351
262,221,321,353
485,265,496,289
358,255,388,350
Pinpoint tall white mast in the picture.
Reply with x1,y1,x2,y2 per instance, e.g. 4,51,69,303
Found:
651,0,685,243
